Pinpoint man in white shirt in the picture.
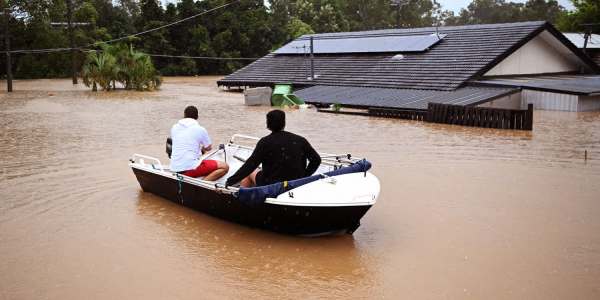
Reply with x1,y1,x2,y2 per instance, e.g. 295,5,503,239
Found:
170,106,228,180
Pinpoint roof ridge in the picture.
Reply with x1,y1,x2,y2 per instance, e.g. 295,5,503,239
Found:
300,21,547,39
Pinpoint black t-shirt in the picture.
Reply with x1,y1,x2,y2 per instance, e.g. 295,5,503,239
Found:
226,131,321,186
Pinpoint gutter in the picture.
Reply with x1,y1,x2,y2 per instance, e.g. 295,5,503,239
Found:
469,80,592,96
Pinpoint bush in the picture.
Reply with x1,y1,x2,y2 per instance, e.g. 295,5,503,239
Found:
81,43,161,91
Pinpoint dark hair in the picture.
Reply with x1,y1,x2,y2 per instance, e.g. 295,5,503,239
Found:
184,106,198,120
266,109,285,132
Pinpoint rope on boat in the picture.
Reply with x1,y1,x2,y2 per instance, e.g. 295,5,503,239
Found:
176,174,185,204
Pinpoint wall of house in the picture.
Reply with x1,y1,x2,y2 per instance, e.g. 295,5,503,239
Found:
485,30,582,76
521,90,579,111
477,92,522,109
519,90,600,112
592,51,600,67
578,95,600,111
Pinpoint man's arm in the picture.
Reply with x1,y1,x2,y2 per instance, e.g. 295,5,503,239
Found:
304,140,321,176
201,144,212,154
225,140,265,186
198,127,212,155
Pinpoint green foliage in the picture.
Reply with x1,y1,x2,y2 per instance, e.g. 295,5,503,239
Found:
286,17,314,39
81,44,161,91
444,0,567,25
557,0,600,33
162,58,197,76
139,0,162,22
0,0,592,80
82,48,118,91
332,103,342,112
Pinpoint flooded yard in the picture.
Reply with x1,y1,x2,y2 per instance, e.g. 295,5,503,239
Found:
1,77,599,299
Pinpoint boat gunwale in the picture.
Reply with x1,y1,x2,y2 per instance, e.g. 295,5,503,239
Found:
130,163,378,207
129,163,238,194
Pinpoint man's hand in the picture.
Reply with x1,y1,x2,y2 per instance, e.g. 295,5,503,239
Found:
201,144,213,154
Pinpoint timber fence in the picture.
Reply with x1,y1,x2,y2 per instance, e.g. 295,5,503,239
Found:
426,103,533,130
368,107,426,121
316,103,534,131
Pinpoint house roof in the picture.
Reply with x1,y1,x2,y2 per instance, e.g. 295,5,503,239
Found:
295,85,519,110
218,21,599,91
473,74,600,96
563,33,600,49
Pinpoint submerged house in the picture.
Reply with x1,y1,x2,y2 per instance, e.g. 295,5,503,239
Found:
218,21,600,112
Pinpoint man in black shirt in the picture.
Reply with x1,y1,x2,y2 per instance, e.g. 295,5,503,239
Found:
226,110,321,187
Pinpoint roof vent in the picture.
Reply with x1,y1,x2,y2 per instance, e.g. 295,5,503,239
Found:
392,54,405,60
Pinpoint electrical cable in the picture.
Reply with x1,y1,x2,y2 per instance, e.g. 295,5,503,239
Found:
86,0,241,47
146,54,259,60
2,49,261,61
2,0,241,54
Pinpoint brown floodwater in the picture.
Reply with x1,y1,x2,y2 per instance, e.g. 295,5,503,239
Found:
1,77,599,299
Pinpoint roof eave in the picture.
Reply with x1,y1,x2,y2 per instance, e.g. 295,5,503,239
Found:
468,22,600,84
470,80,593,96
543,22,600,73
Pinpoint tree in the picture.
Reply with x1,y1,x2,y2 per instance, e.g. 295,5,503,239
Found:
310,0,350,32
396,0,441,28
82,48,118,91
557,0,600,33
286,17,314,39
445,0,566,25
523,0,564,23
0,0,462,78
343,0,395,31
94,0,137,39
139,0,162,22
82,43,161,91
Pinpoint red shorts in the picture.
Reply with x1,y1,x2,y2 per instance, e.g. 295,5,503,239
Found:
182,160,219,178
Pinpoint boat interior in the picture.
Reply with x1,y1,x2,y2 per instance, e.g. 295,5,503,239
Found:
130,135,379,207
131,134,359,188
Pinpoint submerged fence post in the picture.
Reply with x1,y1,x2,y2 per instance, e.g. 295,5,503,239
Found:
4,8,12,93
310,36,314,80
426,103,432,122
525,103,533,130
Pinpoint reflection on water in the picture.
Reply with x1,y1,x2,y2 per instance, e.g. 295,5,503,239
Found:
136,192,374,299
1,77,599,299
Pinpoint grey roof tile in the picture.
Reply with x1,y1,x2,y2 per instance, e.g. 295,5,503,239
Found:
218,22,549,90
295,85,519,109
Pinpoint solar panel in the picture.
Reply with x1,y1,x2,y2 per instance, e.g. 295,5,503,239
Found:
274,33,446,55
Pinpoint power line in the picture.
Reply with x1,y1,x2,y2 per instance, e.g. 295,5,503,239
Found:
87,0,241,47
2,0,241,54
147,54,259,61
2,47,75,54
1,47,102,54
1,49,260,61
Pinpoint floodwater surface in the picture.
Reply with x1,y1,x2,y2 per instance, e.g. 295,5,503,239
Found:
1,77,599,299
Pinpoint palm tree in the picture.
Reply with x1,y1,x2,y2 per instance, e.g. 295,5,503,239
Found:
82,43,161,92
81,49,118,91
130,53,162,91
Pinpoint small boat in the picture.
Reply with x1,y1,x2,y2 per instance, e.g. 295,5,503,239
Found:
129,134,380,236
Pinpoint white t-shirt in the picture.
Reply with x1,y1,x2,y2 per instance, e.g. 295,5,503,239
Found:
170,118,212,172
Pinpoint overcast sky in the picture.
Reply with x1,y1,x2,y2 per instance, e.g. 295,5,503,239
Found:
160,0,575,13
